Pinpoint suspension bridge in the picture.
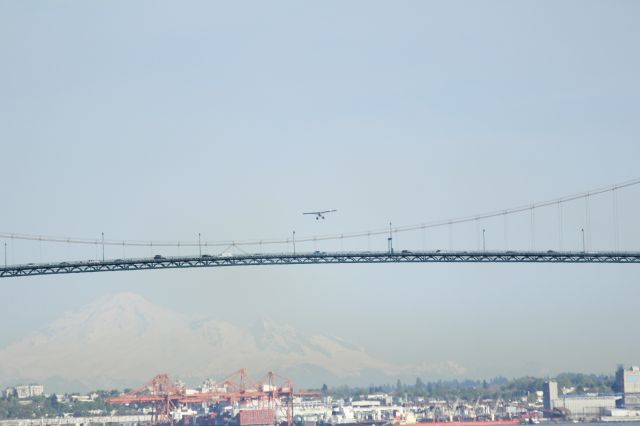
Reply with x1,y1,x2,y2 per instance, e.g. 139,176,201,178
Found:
2,178,640,278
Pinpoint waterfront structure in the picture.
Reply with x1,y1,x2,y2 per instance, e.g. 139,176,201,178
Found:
0,415,152,426
616,365,640,408
543,380,619,419
552,395,619,418
543,381,557,411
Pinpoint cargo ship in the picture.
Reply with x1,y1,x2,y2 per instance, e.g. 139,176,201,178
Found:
317,419,520,426
398,420,521,426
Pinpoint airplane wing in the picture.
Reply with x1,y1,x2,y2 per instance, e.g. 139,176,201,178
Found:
302,209,337,215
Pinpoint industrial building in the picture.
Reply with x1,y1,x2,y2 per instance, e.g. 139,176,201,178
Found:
616,365,640,408
542,381,557,412
543,380,619,419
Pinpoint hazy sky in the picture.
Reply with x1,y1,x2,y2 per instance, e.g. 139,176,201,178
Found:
1,1,640,380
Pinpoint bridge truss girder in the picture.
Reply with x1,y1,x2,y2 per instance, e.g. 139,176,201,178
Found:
1,250,640,278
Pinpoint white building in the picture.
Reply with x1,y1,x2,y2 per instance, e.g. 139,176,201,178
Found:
544,380,619,419
11,384,44,399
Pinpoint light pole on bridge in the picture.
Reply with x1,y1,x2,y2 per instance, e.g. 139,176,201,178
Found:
482,229,486,252
581,228,586,253
101,232,104,261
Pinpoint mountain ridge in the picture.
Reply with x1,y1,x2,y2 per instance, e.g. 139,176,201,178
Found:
0,292,466,392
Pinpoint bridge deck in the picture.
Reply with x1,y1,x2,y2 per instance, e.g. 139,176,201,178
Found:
1,251,640,278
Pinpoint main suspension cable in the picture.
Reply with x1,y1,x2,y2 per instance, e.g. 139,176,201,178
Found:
1,178,639,249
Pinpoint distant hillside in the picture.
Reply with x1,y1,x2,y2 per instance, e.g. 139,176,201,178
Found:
0,293,466,392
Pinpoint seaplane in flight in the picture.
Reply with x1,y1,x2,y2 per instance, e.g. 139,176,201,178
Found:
303,209,337,220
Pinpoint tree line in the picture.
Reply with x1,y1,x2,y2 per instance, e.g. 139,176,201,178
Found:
320,372,615,401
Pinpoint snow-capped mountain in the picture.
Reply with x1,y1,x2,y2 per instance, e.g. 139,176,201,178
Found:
0,293,465,392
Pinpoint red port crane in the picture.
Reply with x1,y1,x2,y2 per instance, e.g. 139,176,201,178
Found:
106,369,317,425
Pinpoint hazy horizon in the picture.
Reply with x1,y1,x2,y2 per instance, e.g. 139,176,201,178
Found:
0,291,627,393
